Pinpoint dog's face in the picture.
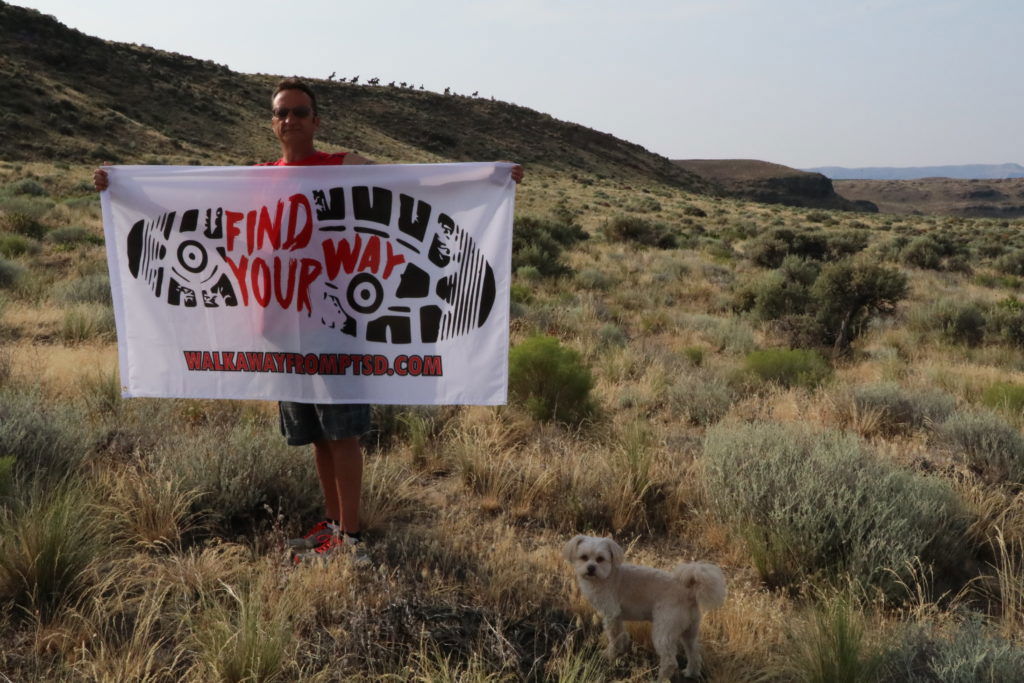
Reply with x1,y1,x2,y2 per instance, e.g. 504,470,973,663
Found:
563,535,623,581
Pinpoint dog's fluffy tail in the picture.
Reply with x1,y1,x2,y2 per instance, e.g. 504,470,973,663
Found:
672,562,727,611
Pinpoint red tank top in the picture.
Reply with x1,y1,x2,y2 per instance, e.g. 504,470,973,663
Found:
256,151,348,166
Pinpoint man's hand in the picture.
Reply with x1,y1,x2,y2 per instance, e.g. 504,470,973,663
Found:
93,163,111,192
510,164,524,184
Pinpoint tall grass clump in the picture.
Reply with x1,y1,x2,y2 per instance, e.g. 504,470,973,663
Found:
0,257,25,289
51,273,112,305
933,411,1024,484
0,387,85,479
512,212,587,278
744,348,832,388
0,483,109,623
778,598,883,683
982,381,1024,416
46,225,99,246
0,233,39,257
601,215,677,248
702,421,971,597
60,302,116,343
848,383,956,436
508,335,595,424
190,580,296,682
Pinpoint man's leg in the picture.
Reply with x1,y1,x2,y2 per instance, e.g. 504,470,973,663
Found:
313,437,363,535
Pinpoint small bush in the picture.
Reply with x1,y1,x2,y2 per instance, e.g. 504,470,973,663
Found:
667,370,734,425
910,299,987,346
7,178,46,196
0,388,85,479
703,421,971,596
0,233,39,258
982,382,1024,416
985,297,1024,347
933,411,1024,484
508,335,595,423
780,599,883,683
46,225,98,246
0,258,25,289
61,303,116,343
0,483,109,623
744,348,832,388
0,212,46,239
597,323,627,348
601,215,677,248
851,383,956,435
512,213,588,278
575,267,613,290
812,260,908,352
995,250,1024,276
50,273,112,305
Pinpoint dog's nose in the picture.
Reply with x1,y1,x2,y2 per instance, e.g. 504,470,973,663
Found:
586,564,596,575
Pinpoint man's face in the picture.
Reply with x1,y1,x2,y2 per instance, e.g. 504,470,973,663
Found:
271,89,320,147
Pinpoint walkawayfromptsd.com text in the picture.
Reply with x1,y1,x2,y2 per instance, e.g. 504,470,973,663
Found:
182,350,444,377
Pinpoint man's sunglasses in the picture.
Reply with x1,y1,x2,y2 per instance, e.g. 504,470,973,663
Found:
272,106,314,120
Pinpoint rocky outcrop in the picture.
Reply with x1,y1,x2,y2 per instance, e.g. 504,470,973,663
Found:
673,159,876,212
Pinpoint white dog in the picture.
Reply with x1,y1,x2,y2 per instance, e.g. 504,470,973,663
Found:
563,535,726,681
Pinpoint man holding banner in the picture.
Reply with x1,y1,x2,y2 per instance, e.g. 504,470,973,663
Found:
96,77,522,565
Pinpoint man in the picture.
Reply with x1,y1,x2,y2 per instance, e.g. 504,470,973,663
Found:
96,78,523,564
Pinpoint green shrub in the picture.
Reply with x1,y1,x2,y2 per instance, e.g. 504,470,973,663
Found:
508,335,595,423
7,178,46,196
0,388,85,480
780,598,883,683
703,421,971,596
601,215,677,248
982,382,1024,416
985,297,1024,347
852,383,956,435
50,273,112,305
46,225,98,246
575,267,613,290
0,258,24,289
512,214,587,278
0,233,38,258
667,370,734,425
61,303,116,343
812,260,908,352
597,323,627,348
995,249,1024,276
909,299,987,346
0,483,109,623
744,349,832,388
933,411,1024,484
746,229,830,268
885,618,1024,682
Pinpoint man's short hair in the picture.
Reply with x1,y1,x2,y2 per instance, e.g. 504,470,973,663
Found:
272,78,318,115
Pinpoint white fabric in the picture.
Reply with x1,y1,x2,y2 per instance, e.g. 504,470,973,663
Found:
101,163,515,404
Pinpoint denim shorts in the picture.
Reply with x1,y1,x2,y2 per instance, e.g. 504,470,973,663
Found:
278,402,371,446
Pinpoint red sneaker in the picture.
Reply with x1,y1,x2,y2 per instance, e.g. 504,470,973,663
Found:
293,533,343,565
286,520,337,550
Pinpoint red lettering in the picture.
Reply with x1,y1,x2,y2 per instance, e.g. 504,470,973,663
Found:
283,193,313,250
236,353,250,371
423,356,443,376
383,240,406,279
225,211,244,252
322,235,362,280
223,255,249,305
304,354,318,374
273,256,297,308
261,354,276,372
213,352,225,371
201,352,214,371
246,352,263,370
296,258,322,314
246,210,256,254
251,258,271,307
223,351,236,371
183,351,203,370
358,235,381,274
273,353,288,372
318,354,339,374
395,355,407,376
374,355,388,375
257,201,283,251
408,355,422,375
338,355,353,374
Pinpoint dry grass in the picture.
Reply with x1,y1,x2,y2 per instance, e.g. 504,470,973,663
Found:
2,161,1023,680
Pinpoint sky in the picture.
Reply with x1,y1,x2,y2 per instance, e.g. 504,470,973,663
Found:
11,0,1023,168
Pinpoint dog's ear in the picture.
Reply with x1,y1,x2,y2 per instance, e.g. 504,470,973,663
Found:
604,538,625,566
562,535,586,562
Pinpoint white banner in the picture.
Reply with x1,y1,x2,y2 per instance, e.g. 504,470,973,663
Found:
101,163,515,405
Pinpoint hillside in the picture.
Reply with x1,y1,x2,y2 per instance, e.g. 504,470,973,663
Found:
808,163,1024,180
835,177,1024,218
0,2,713,193
673,158,875,212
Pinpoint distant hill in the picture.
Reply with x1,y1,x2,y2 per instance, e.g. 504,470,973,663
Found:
806,163,1024,180
673,159,876,212
0,1,713,193
834,178,1024,218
